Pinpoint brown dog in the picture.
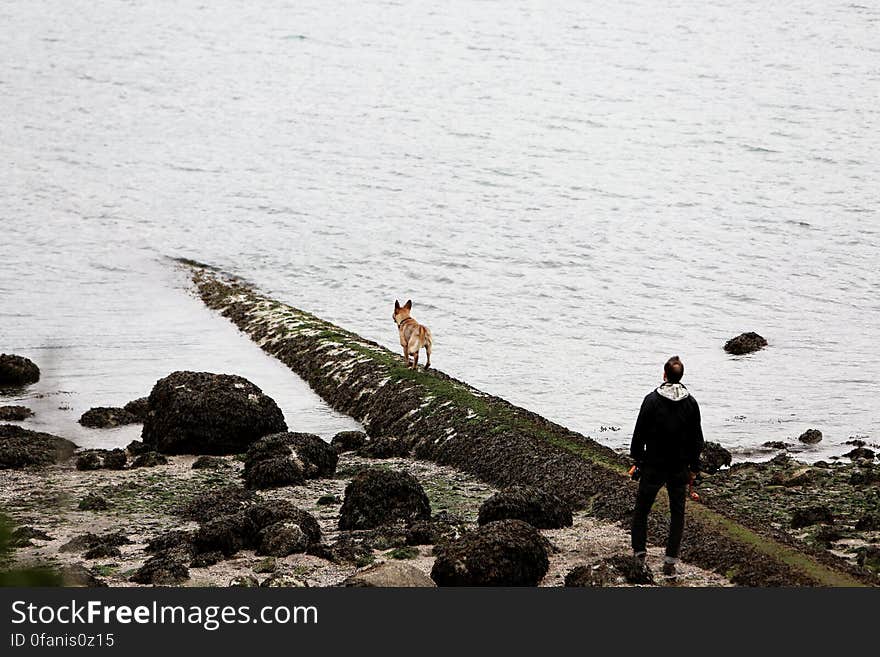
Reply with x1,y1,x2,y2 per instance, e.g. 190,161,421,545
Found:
393,299,433,369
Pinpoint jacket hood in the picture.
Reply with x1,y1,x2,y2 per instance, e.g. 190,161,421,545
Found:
656,382,690,401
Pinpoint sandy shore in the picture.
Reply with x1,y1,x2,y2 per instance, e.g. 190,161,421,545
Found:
1,451,728,587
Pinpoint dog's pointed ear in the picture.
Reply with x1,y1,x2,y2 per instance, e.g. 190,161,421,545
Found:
394,299,400,310
405,299,412,310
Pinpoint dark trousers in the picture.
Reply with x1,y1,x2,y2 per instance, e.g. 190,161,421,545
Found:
631,465,689,559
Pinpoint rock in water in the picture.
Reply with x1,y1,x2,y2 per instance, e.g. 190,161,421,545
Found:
798,429,823,445
0,354,40,386
699,442,732,473
0,406,34,421
123,397,150,422
723,332,768,355
141,371,286,454
431,519,550,586
78,407,139,428
0,425,77,469
338,468,431,530
343,562,436,587
477,486,573,529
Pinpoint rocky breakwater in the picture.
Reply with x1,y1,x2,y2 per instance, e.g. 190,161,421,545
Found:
182,261,873,587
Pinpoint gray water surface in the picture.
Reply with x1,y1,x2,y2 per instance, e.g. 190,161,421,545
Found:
2,1,879,460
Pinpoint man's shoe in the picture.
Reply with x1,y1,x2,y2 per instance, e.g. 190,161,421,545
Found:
662,562,677,577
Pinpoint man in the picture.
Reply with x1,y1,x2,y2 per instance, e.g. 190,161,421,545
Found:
629,355,704,577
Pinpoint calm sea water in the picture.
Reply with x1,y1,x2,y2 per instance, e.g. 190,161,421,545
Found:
2,1,878,460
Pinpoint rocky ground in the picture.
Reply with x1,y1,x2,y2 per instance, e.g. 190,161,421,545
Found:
0,450,727,587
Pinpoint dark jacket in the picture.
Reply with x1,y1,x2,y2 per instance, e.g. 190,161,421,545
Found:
630,382,704,472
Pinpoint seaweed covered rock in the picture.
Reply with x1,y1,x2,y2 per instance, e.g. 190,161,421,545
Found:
791,505,834,529
331,430,367,453
257,522,309,556
60,532,131,555
176,486,256,522
0,354,40,387
405,513,466,546
0,425,77,469
244,456,304,489
75,448,127,471
60,564,107,588
357,435,412,459
798,429,823,445
192,455,228,470
844,447,875,461
125,440,151,456
78,407,139,428
130,451,168,468
0,406,33,421
723,332,767,355
123,397,150,422
141,371,286,455
431,519,550,586
193,501,320,558
565,563,615,587
600,554,655,585
243,433,336,489
477,486,573,529
700,442,732,474
130,553,190,585
339,468,431,530
78,493,110,511
343,562,436,588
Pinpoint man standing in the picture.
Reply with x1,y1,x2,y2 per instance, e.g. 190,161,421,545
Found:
630,355,704,577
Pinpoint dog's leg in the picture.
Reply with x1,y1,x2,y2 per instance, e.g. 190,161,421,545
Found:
411,350,419,369
402,345,410,366
424,344,431,369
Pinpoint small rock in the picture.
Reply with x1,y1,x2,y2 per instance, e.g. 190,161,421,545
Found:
131,451,168,468
339,468,431,530
78,493,110,511
60,564,107,588
126,440,151,455
261,574,308,587
855,514,880,531
229,575,260,587
78,407,139,428
0,425,77,469
844,447,875,461
700,442,732,473
0,354,40,386
0,406,34,421
357,435,412,459
253,557,277,574
130,553,189,585
762,441,791,450
791,505,834,528
477,485,573,529
316,494,339,506
564,563,615,587
8,526,53,548
770,466,815,487
431,519,550,586
723,332,767,355
257,521,309,557
343,562,435,588
331,430,367,453
856,546,880,574
83,544,122,559
190,551,222,568
192,455,227,470
123,397,150,422
798,429,823,445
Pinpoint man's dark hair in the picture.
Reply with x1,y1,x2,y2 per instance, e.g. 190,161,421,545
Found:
664,355,684,383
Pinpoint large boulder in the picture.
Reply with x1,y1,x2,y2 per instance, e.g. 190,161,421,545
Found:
431,519,550,586
78,407,139,428
699,442,732,473
723,332,767,355
477,486,573,529
0,354,40,387
357,435,413,459
0,425,77,469
343,562,436,588
339,468,431,530
141,371,286,454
